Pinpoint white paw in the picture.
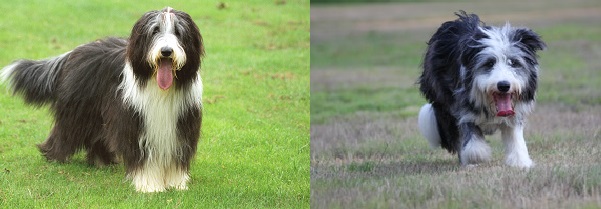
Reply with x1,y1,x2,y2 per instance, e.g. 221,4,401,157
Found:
460,139,492,165
505,154,534,168
135,183,167,193
165,168,190,191
131,170,167,193
167,177,189,191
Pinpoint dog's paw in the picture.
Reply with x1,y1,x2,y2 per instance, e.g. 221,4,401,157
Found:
460,139,492,165
505,154,534,168
165,170,190,191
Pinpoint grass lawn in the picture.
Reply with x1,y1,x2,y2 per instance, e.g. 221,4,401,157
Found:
0,0,309,208
311,0,601,208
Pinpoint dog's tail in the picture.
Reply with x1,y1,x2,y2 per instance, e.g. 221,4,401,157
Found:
1,52,70,106
418,103,441,149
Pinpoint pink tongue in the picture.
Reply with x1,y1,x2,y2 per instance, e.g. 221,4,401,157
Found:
494,93,514,117
157,58,173,90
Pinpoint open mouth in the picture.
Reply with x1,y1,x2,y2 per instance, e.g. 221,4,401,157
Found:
157,58,174,90
493,92,515,117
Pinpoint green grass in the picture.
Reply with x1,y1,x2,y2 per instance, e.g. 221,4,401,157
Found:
311,31,425,69
0,0,309,208
310,30,427,124
311,87,423,123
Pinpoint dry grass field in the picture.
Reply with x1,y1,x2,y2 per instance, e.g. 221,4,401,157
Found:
311,0,601,208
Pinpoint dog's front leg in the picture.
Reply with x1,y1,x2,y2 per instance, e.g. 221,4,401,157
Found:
458,122,491,166
501,124,534,168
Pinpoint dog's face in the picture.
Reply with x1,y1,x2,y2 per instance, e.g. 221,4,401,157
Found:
127,7,204,90
461,25,546,117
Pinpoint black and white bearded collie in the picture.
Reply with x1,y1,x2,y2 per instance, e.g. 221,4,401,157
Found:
417,11,546,168
1,7,204,192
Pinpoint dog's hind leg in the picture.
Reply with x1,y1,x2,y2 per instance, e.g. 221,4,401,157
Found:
37,125,79,163
458,123,491,166
501,124,534,168
418,103,441,149
86,137,118,166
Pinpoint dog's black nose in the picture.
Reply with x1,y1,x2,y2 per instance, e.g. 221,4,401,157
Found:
160,47,173,57
497,81,511,92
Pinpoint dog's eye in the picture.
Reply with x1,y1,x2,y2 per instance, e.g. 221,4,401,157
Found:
509,58,521,68
483,59,496,69
152,27,160,35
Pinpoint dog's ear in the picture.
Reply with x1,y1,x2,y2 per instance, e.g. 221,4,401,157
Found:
513,28,546,52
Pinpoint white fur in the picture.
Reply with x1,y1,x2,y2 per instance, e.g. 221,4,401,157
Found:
0,62,18,85
475,65,523,95
164,165,190,190
501,124,534,168
418,103,441,148
130,162,167,192
119,61,202,192
460,136,492,166
130,163,190,192
477,24,516,58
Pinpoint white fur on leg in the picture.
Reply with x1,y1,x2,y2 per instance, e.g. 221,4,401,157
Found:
130,162,190,192
418,103,441,148
131,163,166,193
164,165,189,190
501,125,534,168
460,137,492,165
120,62,202,192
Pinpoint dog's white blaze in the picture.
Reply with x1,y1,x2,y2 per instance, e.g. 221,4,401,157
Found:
418,103,441,149
501,124,534,168
460,136,492,165
164,7,174,34
478,23,513,53
148,34,186,69
479,66,522,94
119,62,202,192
